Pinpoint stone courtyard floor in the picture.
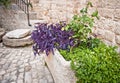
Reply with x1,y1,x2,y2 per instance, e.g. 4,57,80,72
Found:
0,43,54,83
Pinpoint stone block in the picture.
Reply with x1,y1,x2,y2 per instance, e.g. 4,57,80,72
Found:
105,0,117,9
104,30,115,42
102,39,116,46
115,35,120,45
114,23,120,35
98,8,114,19
93,28,105,39
101,19,115,31
114,9,120,21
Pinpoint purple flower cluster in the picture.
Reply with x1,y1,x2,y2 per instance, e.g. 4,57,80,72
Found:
31,22,74,55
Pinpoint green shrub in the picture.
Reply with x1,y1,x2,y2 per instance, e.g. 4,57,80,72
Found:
60,39,120,83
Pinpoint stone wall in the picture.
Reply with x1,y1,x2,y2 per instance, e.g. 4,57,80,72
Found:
93,0,120,52
30,0,88,22
0,4,30,31
30,0,120,52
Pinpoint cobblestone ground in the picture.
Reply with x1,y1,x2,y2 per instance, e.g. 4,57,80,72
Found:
0,43,54,83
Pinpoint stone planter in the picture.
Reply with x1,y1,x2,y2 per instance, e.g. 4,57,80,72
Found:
44,49,76,83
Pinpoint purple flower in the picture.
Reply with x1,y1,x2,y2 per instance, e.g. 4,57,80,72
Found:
31,22,74,56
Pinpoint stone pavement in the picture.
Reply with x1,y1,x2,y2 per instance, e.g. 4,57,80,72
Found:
0,43,54,83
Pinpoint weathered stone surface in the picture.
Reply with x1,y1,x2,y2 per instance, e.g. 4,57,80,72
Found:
17,79,23,83
0,75,3,80
0,5,32,31
0,28,6,42
114,23,120,35
114,9,120,21
44,49,76,83
93,28,105,39
0,70,6,75
25,71,32,83
105,0,118,8
98,8,114,19
18,73,24,80
0,46,54,83
115,35,120,45
33,79,38,83
104,30,115,42
32,69,38,79
2,35,33,47
5,29,31,39
39,78,48,83
0,59,6,65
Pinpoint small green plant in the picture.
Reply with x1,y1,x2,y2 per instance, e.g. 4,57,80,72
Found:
0,0,11,8
64,2,99,43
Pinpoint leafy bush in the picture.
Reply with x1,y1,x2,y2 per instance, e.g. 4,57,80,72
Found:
31,22,74,55
64,2,99,43
60,39,120,83
60,38,101,61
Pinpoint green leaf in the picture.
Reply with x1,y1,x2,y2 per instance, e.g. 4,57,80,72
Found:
92,10,98,17
87,2,93,7
73,15,78,20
